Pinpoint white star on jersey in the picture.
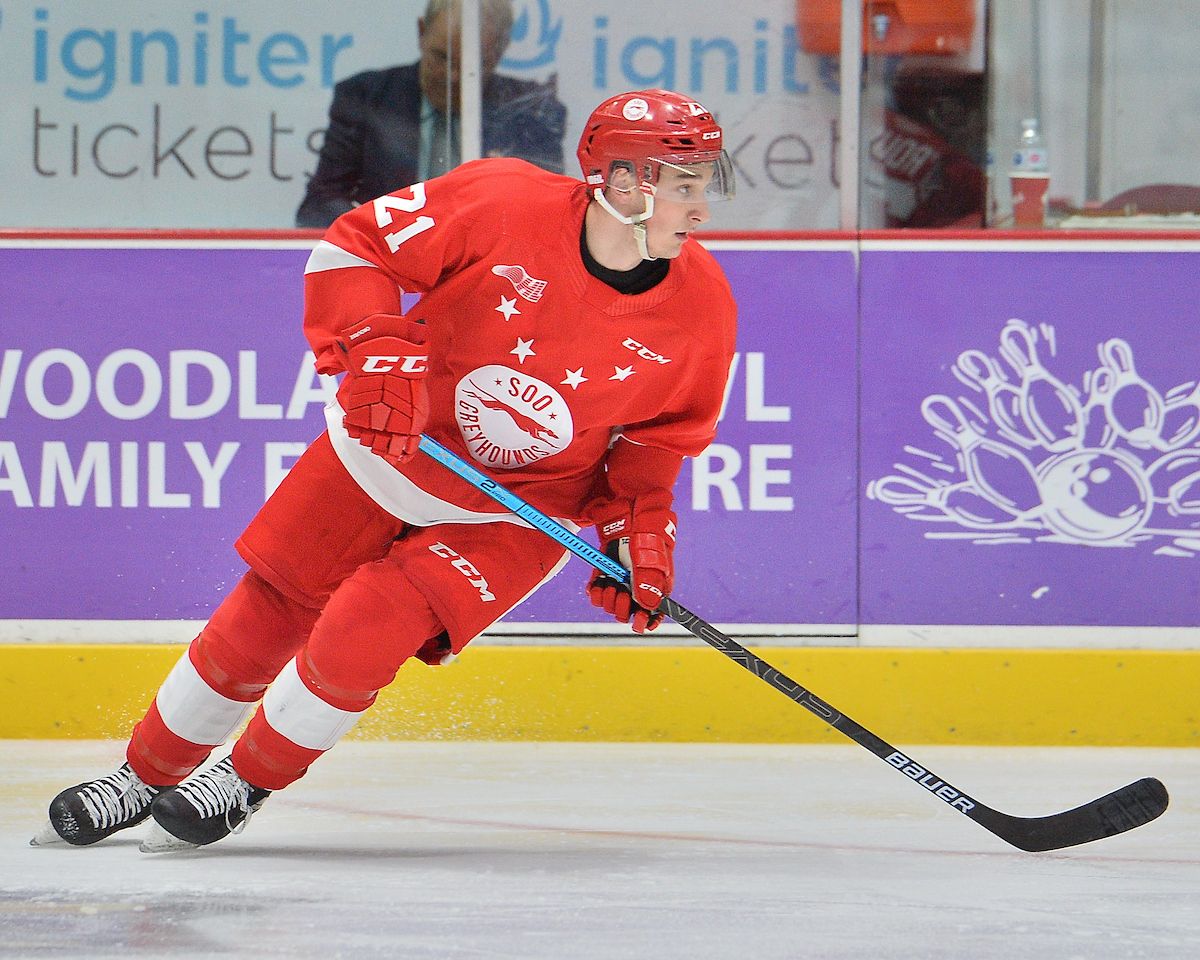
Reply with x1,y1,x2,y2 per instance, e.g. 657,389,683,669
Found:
495,296,521,321
610,365,635,382
561,368,588,390
511,338,536,364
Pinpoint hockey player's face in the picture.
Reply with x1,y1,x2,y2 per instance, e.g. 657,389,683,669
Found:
646,164,713,258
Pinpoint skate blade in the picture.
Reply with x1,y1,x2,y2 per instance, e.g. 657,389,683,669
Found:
30,820,65,846
139,821,200,854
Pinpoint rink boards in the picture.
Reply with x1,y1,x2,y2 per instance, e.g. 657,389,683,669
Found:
0,642,1193,745
1,234,1198,742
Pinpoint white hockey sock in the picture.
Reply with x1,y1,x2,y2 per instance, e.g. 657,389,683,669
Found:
155,651,254,746
261,658,367,752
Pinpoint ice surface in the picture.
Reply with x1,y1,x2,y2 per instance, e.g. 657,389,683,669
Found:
2,740,1196,959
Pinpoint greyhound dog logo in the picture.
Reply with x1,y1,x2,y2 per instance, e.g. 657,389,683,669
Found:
455,365,572,469
463,379,559,443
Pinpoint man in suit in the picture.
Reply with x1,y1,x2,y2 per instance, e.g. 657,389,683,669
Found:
296,0,567,228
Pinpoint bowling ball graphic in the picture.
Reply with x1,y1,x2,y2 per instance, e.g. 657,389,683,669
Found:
1036,448,1152,542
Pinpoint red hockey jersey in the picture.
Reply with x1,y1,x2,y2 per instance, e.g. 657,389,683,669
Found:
303,158,737,524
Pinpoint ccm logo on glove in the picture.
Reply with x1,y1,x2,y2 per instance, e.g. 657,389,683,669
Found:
333,313,431,465
361,354,428,374
588,502,676,634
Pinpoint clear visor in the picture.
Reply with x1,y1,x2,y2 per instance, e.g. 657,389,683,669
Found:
605,151,736,203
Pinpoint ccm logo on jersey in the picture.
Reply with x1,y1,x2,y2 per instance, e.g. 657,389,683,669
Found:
622,338,671,364
361,355,428,374
428,542,496,602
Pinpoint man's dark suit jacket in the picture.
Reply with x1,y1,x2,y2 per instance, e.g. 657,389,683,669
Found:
296,62,567,227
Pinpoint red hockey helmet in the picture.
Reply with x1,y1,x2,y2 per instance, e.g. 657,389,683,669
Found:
577,90,735,202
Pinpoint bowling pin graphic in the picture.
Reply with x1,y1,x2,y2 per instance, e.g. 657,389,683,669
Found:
1092,338,1165,449
868,474,1027,529
920,395,1043,516
1146,449,1200,517
997,320,1085,452
1156,381,1200,451
1079,367,1119,449
954,349,1040,449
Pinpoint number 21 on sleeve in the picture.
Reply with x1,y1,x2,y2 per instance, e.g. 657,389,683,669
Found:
374,185,435,253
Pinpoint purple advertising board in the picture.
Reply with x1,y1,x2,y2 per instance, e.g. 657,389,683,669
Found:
860,243,1200,627
0,242,857,629
8,239,1195,632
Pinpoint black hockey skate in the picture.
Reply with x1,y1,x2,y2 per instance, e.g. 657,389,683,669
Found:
31,762,164,846
141,756,270,852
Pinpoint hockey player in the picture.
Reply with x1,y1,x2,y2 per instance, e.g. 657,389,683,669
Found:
33,89,738,852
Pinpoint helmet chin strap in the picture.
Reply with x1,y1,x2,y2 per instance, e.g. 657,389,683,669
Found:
593,187,658,262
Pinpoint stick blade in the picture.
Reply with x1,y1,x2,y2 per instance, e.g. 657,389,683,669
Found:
979,777,1169,852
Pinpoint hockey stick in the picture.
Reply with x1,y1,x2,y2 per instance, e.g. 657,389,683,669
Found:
417,434,1168,852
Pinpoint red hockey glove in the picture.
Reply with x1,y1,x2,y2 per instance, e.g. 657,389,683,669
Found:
587,501,676,634
334,314,430,465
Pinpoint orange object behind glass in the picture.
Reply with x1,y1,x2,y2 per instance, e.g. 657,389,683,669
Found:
797,0,976,55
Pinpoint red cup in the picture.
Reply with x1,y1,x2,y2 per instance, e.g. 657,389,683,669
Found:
1010,173,1050,227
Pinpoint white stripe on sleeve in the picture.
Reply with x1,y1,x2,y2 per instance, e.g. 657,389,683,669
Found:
304,240,380,274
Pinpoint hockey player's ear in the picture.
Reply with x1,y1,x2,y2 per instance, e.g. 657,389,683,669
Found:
604,164,648,219
606,162,637,195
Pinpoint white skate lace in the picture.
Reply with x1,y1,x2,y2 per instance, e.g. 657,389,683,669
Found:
178,759,256,834
78,763,157,830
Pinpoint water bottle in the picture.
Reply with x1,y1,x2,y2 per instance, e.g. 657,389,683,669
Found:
1010,118,1050,226
1012,118,1049,173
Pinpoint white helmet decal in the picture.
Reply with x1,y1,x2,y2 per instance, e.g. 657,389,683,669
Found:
621,98,649,121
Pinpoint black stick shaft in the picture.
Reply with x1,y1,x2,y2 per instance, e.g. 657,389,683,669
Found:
418,435,1168,851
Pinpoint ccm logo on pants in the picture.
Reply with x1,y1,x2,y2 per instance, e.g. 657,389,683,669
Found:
428,543,496,602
